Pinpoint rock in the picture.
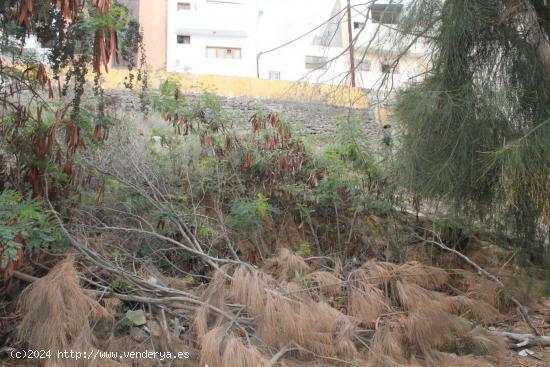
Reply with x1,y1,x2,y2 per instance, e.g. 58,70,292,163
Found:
126,309,147,326
518,349,534,357
147,320,162,337
130,327,148,343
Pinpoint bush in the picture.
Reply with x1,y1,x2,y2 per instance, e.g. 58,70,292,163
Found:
0,190,62,277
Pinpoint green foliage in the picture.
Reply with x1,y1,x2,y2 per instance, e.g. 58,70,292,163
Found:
295,243,312,257
298,275,313,288
311,117,388,210
198,225,217,241
185,275,195,285
0,190,61,269
88,3,132,32
395,0,550,259
227,194,274,232
0,0,145,200
102,84,389,260
255,193,270,218
151,80,232,137
107,279,129,293
296,203,313,224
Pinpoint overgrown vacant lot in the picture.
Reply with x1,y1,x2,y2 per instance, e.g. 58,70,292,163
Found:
2,0,550,364
1,84,549,367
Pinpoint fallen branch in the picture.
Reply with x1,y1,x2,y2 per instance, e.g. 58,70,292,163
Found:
501,332,550,347
266,344,293,367
415,232,541,336
11,270,252,328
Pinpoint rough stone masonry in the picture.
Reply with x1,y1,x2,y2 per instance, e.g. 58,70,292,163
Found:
103,89,383,146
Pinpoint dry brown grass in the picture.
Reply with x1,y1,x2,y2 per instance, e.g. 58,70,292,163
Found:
195,257,361,364
426,352,497,367
306,270,343,297
17,258,112,366
230,265,269,314
393,280,436,310
406,309,470,354
258,297,357,358
362,261,397,286
359,260,447,291
191,256,508,367
193,265,232,338
454,270,504,309
449,296,502,324
200,326,267,367
9,231,515,367
262,248,310,281
347,279,389,326
396,262,448,290
457,326,506,357
369,324,409,367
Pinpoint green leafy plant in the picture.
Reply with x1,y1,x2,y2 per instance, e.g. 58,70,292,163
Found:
295,243,312,257
0,190,61,274
198,225,217,241
227,194,274,232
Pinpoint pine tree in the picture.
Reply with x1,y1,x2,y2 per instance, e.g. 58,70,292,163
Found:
395,0,550,259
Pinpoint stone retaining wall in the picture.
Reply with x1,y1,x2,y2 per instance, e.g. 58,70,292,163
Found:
104,90,380,138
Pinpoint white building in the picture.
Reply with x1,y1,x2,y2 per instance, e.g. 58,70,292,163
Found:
349,0,427,91
22,0,426,92
166,0,260,76
165,0,426,91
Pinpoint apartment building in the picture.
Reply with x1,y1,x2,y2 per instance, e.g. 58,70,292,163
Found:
348,0,427,90
108,0,426,91
166,0,259,77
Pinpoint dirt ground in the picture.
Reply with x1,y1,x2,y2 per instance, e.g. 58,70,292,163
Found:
499,298,550,367
2,304,549,367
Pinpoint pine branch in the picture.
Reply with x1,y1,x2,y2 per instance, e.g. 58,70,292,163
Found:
415,230,541,336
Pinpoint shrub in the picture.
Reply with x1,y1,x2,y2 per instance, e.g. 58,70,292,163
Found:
0,190,62,277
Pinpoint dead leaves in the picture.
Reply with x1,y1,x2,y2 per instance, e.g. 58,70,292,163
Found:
18,0,83,26
249,112,263,132
17,0,33,27
94,28,119,75
92,0,112,15
17,0,118,75
64,121,81,155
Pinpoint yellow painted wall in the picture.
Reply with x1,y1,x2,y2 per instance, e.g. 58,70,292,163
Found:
98,69,371,108
378,106,393,126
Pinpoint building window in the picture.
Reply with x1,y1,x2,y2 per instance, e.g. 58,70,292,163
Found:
177,35,191,44
353,22,365,30
268,71,281,80
355,58,371,71
177,2,191,10
305,55,328,70
206,46,242,59
370,4,403,24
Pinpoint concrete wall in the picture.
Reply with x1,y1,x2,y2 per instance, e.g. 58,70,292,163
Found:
140,0,168,70
117,0,168,70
